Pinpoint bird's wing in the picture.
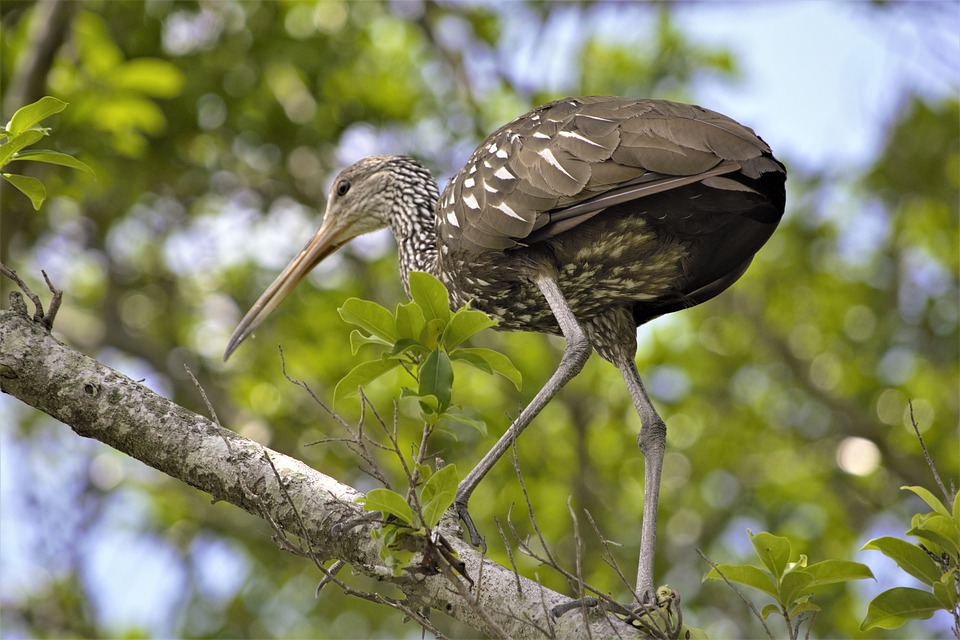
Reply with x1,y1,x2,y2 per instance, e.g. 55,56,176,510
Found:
437,97,783,254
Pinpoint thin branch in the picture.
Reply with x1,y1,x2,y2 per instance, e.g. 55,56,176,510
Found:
260,436,448,639
567,496,593,640
280,350,395,489
1,263,61,329
584,509,635,600
494,516,523,594
184,364,221,426
698,549,776,640
908,399,953,502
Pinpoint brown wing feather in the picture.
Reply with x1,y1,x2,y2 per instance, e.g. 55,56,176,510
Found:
437,97,781,255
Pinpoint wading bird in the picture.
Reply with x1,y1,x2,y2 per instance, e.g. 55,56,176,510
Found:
225,97,786,601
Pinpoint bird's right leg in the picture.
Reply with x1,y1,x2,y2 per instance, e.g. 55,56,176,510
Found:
455,276,593,547
590,309,666,605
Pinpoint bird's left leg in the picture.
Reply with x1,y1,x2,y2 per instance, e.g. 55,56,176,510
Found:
590,310,666,605
455,276,593,546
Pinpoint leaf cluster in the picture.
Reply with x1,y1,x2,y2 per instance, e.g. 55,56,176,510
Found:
361,464,459,573
335,271,521,430
861,486,960,632
0,97,93,209
704,530,874,639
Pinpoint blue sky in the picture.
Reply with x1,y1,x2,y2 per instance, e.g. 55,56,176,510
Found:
678,2,958,171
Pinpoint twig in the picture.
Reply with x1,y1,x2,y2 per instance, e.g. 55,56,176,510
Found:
584,509,634,600
278,345,352,431
0,263,62,329
40,271,62,327
259,440,447,638
184,364,220,426
509,439,561,571
279,347,393,488
698,549,776,640
503,460,658,637
433,540,511,640
567,496,593,640
908,400,953,503
494,516,523,594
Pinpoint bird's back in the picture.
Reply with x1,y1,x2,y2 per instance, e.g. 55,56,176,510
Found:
435,97,786,332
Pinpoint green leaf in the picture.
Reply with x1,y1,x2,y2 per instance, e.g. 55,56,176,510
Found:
450,347,522,390
395,300,425,341
416,393,439,415
778,569,814,607
860,587,943,630
12,149,95,175
2,173,45,209
933,578,958,610
442,308,496,350
759,603,781,620
6,96,66,136
863,536,942,586
449,350,493,375
339,298,397,342
333,358,400,406
441,408,488,436
908,514,960,560
954,491,960,532
788,599,821,618
409,271,450,323
418,350,453,413
382,547,415,574
750,531,792,580
349,329,391,355
903,485,952,519
413,462,433,486
362,488,415,526
420,464,458,529
389,337,424,358
109,58,185,98
704,563,779,598
0,129,45,168
418,318,445,351
803,559,876,586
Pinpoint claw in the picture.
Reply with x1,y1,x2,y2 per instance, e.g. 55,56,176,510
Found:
455,498,487,551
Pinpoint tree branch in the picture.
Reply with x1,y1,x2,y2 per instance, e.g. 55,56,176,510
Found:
0,305,647,639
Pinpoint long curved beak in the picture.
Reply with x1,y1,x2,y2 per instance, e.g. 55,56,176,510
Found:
224,217,346,361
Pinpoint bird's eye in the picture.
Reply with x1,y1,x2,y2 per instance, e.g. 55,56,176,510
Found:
336,179,351,197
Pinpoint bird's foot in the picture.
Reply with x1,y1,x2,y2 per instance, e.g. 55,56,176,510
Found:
454,498,487,551
551,588,684,638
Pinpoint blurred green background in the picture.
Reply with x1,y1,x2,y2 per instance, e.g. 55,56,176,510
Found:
1,1,957,637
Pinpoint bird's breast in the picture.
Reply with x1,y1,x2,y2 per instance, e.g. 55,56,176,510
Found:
440,215,687,334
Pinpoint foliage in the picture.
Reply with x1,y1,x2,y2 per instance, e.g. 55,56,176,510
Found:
362,464,459,574
336,271,520,427
0,96,92,208
338,272,516,576
861,486,960,633
704,530,874,639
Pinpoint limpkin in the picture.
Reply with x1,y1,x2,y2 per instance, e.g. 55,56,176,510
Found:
225,97,786,601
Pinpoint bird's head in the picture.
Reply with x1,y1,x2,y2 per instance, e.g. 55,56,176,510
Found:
223,155,416,360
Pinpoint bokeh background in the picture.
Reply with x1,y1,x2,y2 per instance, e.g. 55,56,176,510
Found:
1,1,957,638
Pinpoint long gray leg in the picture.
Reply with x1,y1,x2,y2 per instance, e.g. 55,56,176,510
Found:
589,310,666,603
618,357,665,603
455,276,593,545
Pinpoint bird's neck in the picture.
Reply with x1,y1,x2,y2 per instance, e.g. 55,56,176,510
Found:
384,156,443,295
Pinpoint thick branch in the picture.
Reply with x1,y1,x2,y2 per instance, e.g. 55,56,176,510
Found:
0,307,644,639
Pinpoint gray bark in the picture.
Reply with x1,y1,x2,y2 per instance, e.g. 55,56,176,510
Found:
0,305,647,639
